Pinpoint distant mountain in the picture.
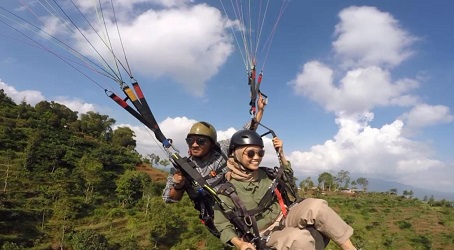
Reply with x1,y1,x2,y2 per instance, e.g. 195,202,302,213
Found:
302,174,454,201
364,177,454,201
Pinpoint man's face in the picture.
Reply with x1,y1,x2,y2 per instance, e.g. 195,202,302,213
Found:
186,135,212,158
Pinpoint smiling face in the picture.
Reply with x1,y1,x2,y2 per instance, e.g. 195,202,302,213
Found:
186,135,213,159
235,145,264,171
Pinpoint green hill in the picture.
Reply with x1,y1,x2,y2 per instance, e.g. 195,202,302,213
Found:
317,192,454,250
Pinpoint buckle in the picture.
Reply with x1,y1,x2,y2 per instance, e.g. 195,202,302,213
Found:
244,215,253,226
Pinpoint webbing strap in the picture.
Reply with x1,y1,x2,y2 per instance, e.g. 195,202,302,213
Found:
229,191,264,248
171,154,211,190
273,188,287,217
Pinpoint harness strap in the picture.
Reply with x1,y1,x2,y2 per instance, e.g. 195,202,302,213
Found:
219,186,256,240
273,188,288,217
230,191,266,249
171,155,211,189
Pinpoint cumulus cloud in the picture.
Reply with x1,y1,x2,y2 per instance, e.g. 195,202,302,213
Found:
68,2,233,96
286,116,452,189
400,103,453,128
288,6,454,191
1,80,98,115
54,96,97,115
291,62,419,114
0,80,45,105
333,6,417,69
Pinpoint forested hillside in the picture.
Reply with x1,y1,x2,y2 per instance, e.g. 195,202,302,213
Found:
0,90,223,249
1,89,453,250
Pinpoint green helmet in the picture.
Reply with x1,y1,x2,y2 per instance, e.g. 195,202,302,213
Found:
187,121,217,142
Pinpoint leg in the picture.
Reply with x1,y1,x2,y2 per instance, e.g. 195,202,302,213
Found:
267,227,316,250
285,198,355,249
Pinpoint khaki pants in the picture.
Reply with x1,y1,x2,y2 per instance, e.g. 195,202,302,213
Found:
266,198,353,250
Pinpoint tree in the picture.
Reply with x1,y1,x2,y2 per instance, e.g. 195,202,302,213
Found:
147,153,170,168
75,156,104,203
116,170,151,207
403,190,413,198
0,89,17,112
428,195,435,206
336,170,351,189
148,198,186,248
147,153,161,166
69,230,112,250
111,126,136,149
299,177,314,191
318,172,334,191
356,177,369,192
34,101,78,128
79,111,115,140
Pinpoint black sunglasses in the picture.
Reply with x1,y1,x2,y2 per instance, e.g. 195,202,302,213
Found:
185,137,209,146
244,149,265,158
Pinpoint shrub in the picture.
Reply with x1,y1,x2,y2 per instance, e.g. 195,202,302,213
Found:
410,235,432,250
396,220,412,229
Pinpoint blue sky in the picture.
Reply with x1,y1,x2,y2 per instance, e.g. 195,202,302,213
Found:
1,0,453,193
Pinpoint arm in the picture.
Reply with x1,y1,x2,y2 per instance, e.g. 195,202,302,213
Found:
162,168,186,202
272,137,289,167
255,93,266,122
249,93,267,131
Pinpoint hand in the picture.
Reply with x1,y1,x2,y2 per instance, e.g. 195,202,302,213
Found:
257,92,267,110
239,242,256,250
272,137,283,153
172,170,186,189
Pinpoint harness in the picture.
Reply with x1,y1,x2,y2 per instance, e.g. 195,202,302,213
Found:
216,163,329,250
216,166,302,249
176,144,228,238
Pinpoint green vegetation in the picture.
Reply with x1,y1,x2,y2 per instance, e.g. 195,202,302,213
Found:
1,89,453,249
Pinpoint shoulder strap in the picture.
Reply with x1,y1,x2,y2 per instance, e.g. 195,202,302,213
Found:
217,183,254,235
217,183,266,248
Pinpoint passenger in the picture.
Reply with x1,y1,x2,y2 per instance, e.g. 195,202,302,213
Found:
214,130,357,250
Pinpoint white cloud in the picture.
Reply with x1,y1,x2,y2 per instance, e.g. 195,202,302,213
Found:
288,6,454,192
0,80,45,105
290,62,419,114
286,115,453,190
0,81,100,115
124,116,198,158
400,103,454,128
333,6,417,68
70,2,233,96
54,96,97,115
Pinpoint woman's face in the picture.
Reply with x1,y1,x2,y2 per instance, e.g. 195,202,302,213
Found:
235,145,265,170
